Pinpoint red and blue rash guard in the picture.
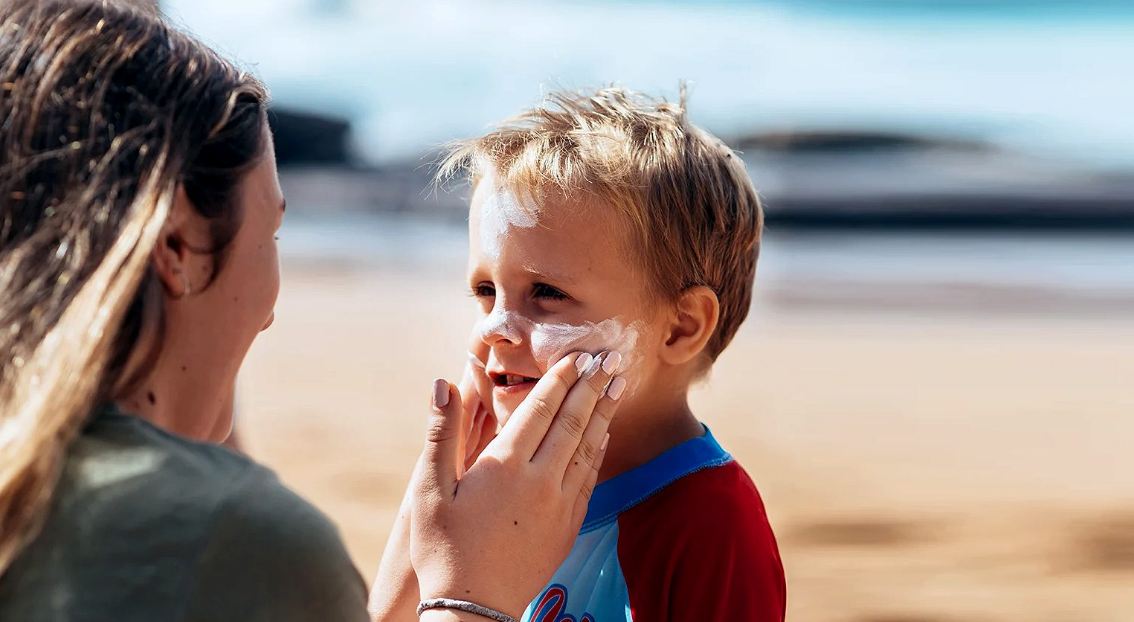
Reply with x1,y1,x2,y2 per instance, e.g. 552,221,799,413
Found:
523,427,785,622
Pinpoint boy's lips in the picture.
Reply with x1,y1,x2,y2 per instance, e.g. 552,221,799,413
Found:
487,369,542,394
488,370,541,386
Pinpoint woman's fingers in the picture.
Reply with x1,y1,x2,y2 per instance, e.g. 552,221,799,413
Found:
459,347,499,473
464,404,497,471
571,433,609,529
416,379,463,501
560,378,622,494
531,351,621,472
456,364,480,478
487,352,590,461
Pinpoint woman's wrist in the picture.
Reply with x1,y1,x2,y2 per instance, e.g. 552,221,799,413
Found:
419,609,509,622
417,597,517,622
419,610,467,621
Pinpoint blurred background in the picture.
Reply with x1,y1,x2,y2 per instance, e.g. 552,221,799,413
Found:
160,1,1133,620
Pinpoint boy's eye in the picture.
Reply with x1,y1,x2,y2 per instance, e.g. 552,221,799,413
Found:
472,283,496,298
533,282,569,301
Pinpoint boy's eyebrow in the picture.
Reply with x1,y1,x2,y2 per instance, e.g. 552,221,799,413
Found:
520,263,576,285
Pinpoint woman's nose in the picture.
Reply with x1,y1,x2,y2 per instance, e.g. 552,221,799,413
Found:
477,306,526,346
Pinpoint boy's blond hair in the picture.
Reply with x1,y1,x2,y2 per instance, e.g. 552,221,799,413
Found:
439,86,763,362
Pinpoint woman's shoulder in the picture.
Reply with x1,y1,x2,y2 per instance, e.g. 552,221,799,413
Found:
66,408,283,527
80,407,367,570
1,409,368,621
176,443,370,622
81,405,262,482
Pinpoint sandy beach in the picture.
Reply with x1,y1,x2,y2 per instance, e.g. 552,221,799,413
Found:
237,255,1134,622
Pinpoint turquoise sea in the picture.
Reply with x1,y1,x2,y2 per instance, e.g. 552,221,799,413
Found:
160,0,1133,302
165,0,1134,167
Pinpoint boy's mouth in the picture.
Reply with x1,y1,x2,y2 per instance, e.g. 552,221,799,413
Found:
489,372,541,388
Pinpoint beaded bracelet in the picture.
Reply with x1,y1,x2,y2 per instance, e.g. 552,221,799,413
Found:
417,598,517,622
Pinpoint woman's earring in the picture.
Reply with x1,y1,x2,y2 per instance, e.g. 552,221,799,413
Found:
181,273,192,298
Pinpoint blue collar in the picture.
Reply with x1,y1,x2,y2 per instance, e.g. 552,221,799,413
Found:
581,425,732,533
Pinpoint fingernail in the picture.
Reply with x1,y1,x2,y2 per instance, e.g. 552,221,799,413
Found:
600,433,610,452
583,353,603,378
606,376,627,401
575,352,593,375
602,351,622,374
432,379,450,408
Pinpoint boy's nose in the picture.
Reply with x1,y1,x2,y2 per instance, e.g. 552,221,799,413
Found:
477,308,527,346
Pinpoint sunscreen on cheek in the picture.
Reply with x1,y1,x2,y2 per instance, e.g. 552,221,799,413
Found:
472,304,645,400
529,318,644,397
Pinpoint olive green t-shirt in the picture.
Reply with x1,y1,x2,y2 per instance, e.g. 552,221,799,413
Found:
0,406,370,622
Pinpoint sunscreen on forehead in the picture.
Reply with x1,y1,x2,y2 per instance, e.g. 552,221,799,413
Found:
478,182,538,260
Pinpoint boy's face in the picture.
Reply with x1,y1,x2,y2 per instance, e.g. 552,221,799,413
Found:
467,178,661,423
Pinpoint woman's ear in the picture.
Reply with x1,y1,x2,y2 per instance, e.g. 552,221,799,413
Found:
659,285,720,366
151,185,203,299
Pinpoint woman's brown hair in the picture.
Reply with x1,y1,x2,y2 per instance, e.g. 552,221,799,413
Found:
0,0,267,574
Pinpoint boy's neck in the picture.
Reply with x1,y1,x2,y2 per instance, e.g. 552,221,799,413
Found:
596,393,704,484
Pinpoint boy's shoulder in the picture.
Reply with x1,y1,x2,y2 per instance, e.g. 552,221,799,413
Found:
606,430,786,621
583,426,775,538
621,458,774,540
529,428,786,622
615,453,782,578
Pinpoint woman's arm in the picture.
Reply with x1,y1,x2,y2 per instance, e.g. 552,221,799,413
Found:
370,358,497,622
369,481,418,622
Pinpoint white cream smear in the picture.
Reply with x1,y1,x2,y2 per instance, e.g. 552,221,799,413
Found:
473,309,644,398
529,318,642,376
476,308,527,345
478,182,538,260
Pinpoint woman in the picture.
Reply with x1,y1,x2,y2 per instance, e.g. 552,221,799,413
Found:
0,1,620,620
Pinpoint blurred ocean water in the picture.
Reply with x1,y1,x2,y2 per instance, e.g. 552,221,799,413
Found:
164,0,1134,167
278,212,1134,311
161,0,1134,306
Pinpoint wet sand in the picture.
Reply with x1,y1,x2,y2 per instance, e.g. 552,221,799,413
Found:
237,258,1134,622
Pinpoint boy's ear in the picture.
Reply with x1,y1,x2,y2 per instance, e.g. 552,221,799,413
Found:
659,285,720,366
151,185,205,299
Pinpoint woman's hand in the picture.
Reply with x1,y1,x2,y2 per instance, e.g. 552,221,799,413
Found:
457,355,497,475
410,351,622,620
368,356,496,622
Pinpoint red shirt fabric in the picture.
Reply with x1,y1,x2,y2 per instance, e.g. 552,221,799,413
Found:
618,461,786,621
522,427,785,622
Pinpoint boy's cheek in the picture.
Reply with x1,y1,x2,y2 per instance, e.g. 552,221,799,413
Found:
528,318,647,374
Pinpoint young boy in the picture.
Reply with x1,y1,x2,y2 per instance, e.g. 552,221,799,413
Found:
444,87,785,621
